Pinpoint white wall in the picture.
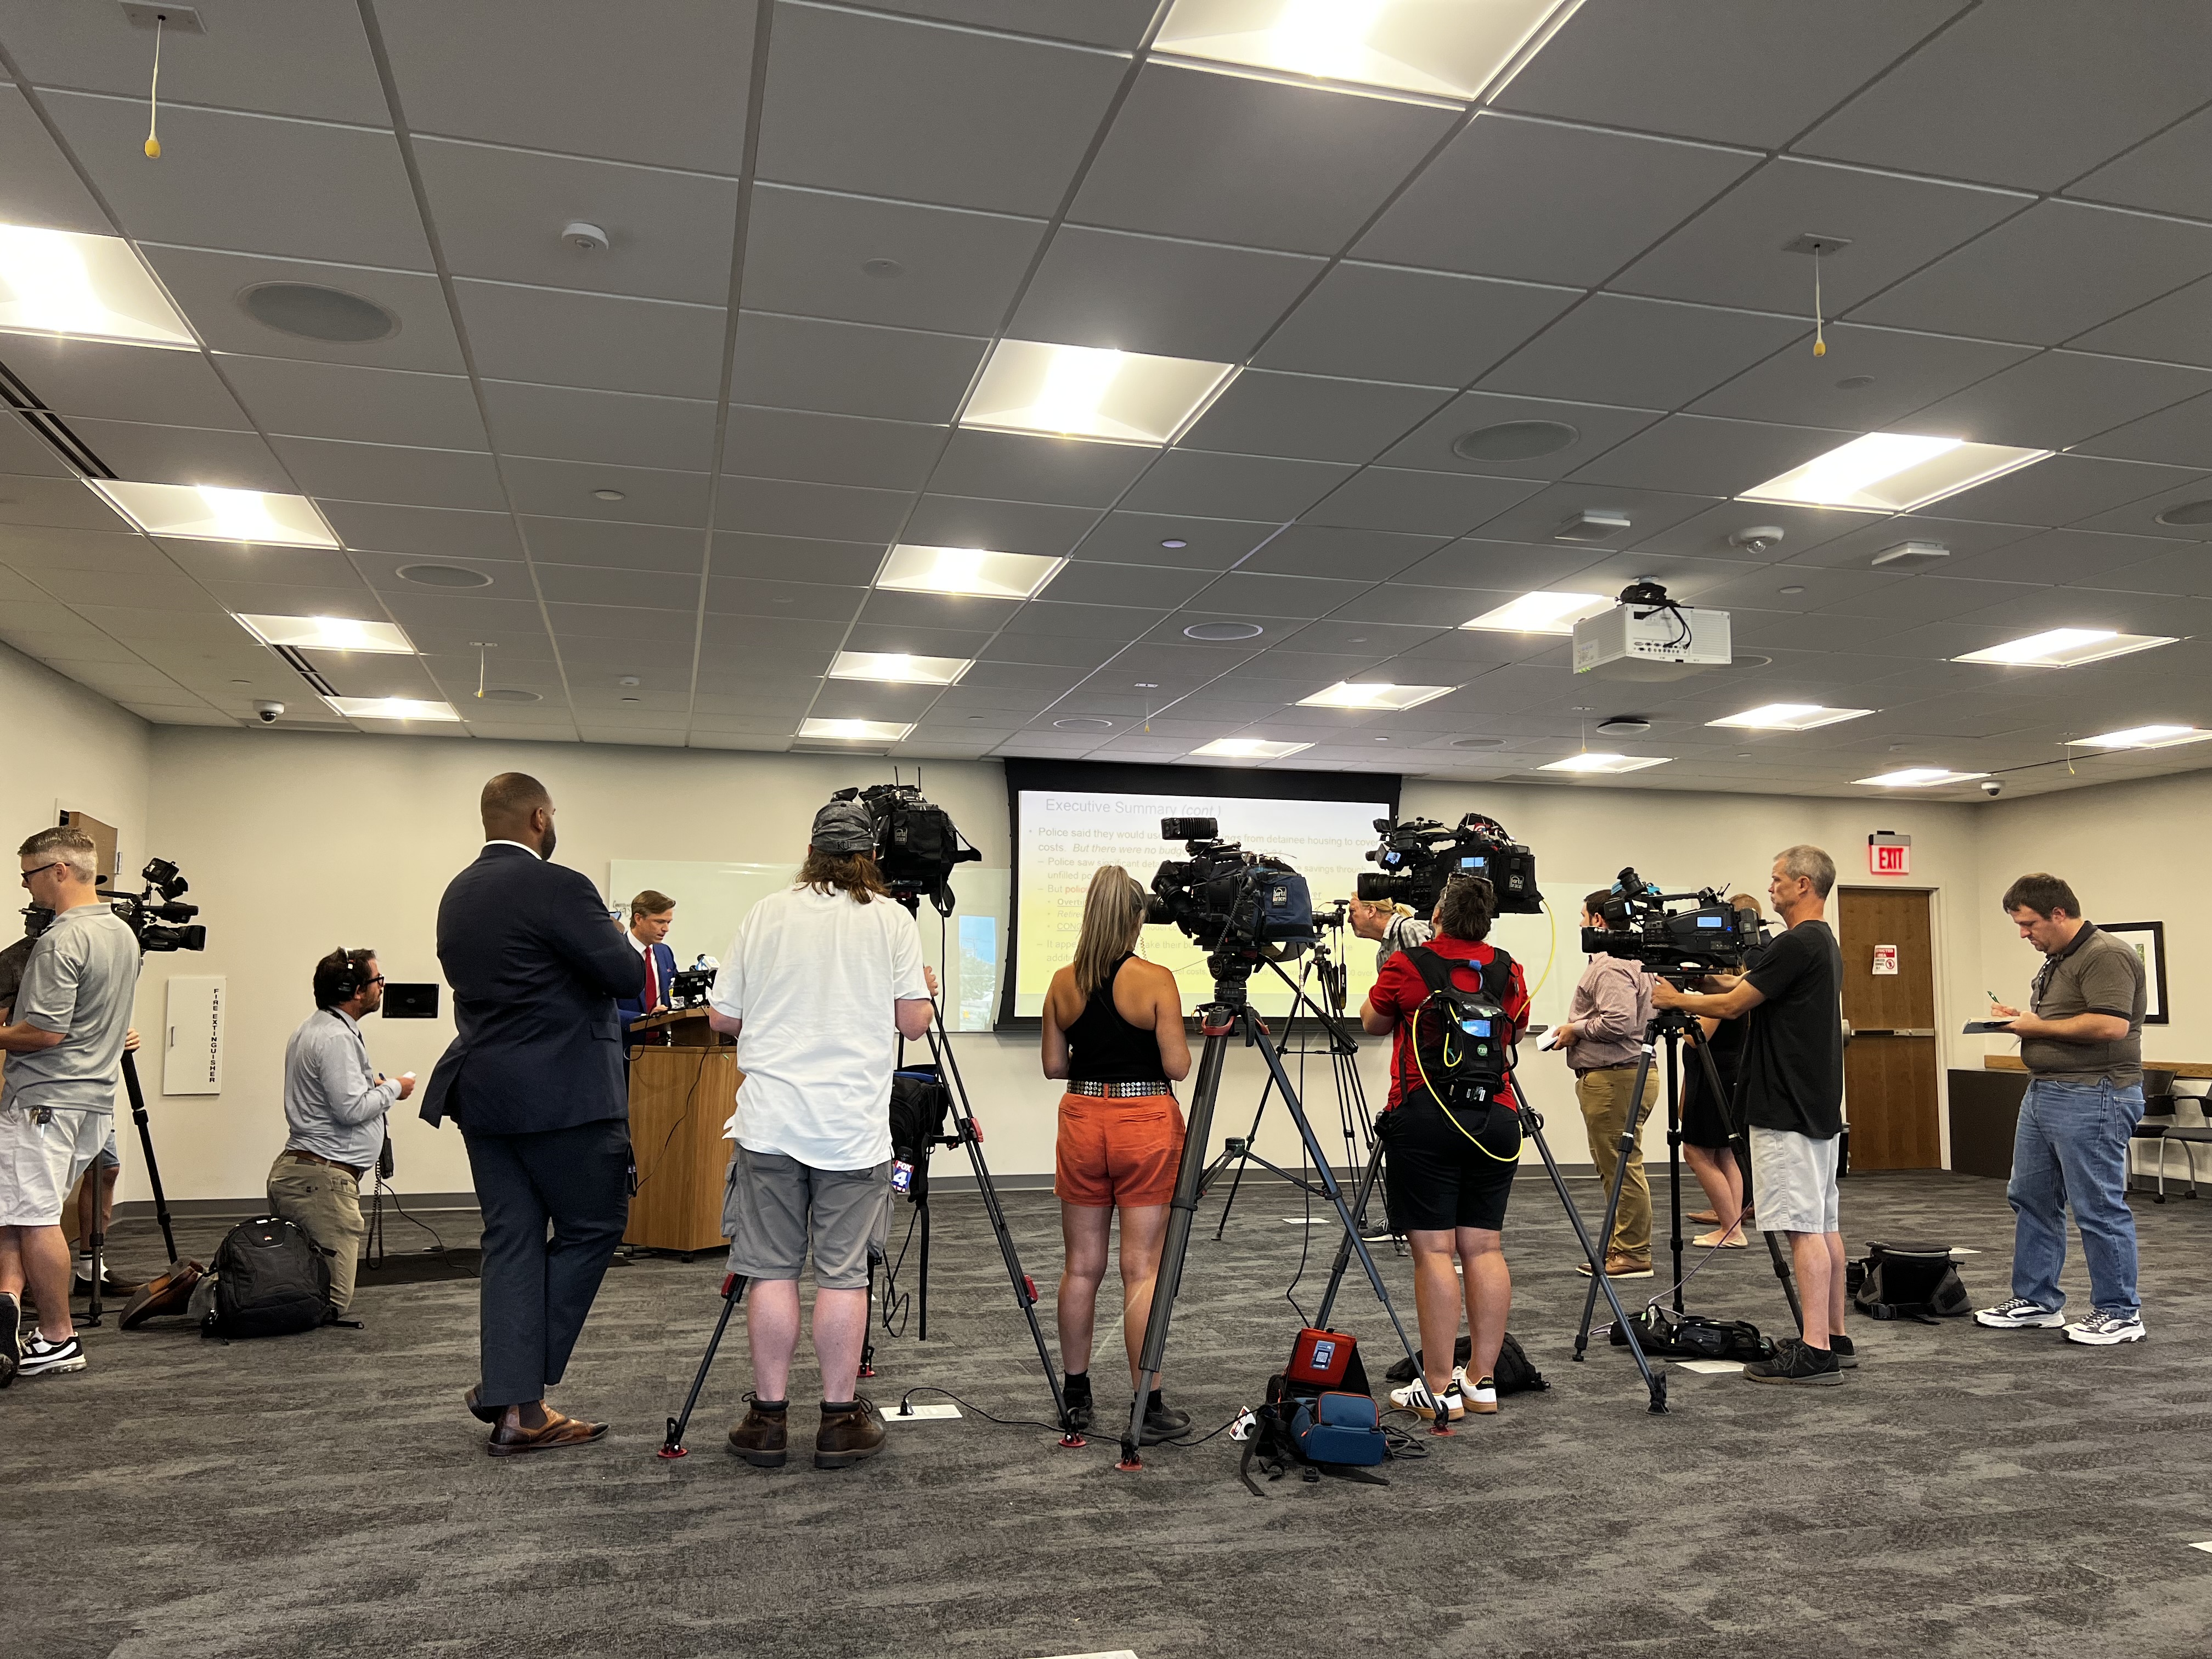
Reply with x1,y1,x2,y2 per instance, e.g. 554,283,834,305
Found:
0,640,150,883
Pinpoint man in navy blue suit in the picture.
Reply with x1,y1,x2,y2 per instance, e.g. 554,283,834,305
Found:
615,889,679,1039
422,772,644,1457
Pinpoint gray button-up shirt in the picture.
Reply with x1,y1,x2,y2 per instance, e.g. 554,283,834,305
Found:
1564,955,1654,1071
283,1007,398,1170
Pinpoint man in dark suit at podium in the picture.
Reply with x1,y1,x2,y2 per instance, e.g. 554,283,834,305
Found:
422,771,644,1456
616,889,679,1039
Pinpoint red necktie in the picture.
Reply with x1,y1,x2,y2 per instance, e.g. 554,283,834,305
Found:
644,947,658,1009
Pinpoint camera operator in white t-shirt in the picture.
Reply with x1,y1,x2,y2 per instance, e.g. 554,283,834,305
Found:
707,799,935,1472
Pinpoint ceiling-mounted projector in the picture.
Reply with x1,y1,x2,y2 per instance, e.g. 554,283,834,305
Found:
1572,582,1732,682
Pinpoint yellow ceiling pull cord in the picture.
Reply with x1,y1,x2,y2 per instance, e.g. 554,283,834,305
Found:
1811,247,1826,357
471,640,496,700
143,13,164,158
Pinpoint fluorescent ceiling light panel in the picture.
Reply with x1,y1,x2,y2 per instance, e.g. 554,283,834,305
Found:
2068,725,2212,751
1539,753,1670,775
1741,432,2050,512
1297,681,1457,710
799,718,913,743
1854,767,1989,788
236,614,415,655
93,480,339,548
0,224,195,349
828,651,971,686
1190,738,1312,761
876,544,1065,600
1953,629,2178,668
961,340,1235,444
1154,0,1573,100
1708,703,1875,731
1461,591,1612,635
325,696,460,722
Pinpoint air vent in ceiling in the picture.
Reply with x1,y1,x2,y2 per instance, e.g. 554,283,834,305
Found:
1452,420,1578,461
477,687,540,703
1596,716,1651,737
1554,510,1630,543
1871,540,1950,568
2155,499,2212,527
398,562,492,588
1184,621,1263,641
240,282,398,343
1450,736,1505,749
1053,717,1114,731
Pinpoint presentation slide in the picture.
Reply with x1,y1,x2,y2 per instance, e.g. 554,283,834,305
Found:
1013,787,1393,1018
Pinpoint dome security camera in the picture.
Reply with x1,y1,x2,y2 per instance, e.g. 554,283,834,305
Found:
1730,524,1788,553
1979,778,2004,797
562,221,610,253
252,699,284,723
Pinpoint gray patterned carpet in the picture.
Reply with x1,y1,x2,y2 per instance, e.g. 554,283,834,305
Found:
6,1166,2210,1659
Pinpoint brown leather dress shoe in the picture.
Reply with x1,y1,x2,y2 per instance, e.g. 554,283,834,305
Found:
486,1409,608,1457
464,1385,500,1424
814,1397,886,1470
726,1398,789,1468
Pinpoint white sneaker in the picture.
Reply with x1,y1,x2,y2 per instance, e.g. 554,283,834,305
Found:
18,1329,86,1377
1390,1377,1463,1422
1452,1365,1497,1415
1974,1296,2066,1330
2064,1310,2146,1346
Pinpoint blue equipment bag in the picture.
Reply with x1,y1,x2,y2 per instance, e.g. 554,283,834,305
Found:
1291,1391,1386,1466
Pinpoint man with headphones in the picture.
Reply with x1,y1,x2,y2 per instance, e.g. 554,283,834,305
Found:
264,947,415,1316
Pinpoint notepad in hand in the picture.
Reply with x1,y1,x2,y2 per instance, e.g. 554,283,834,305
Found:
1962,1020,2016,1034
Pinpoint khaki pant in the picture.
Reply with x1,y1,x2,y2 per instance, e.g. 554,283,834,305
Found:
266,1153,366,1313
1576,1065,1660,1262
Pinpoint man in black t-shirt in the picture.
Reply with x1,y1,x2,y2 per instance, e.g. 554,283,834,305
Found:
1655,845,1848,1385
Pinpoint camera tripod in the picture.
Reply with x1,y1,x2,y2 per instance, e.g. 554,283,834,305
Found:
1118,952,1419,1469
78,1048,180,1329
1570,1008,1802,1361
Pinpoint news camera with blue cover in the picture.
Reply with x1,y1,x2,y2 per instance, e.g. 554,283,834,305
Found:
1146,816,1316,967
1579,866,1754,976
1355,812,1541,915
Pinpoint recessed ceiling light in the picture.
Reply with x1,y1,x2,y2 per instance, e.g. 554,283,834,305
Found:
1953,628,2178,668
1154,0,1577,100
2067,724,2212,751
1708,703,1875,731
1297,681,1457,710
877,544,1065,600
1539,753,1671,774
398,562,492,589
1777,585,1806,596
1160,538,1188,549
828,650,972,686
1184,620,1263,641
326,696,460,722
799,717,914,743
2154,499,2212,527
236,614,414,654
1741,432,2050,512
591,488,626,502
1053,717,1115,731
1190,737,1312,761
477,687,540,703
0,224,195,348
961,339,1235,444
1461,591,1612,634
1856,767,1988,787
92,480,340,547
239,280,397,343
1452,420,1579,461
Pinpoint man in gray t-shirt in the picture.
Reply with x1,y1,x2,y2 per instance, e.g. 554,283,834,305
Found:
1,828,142,1380
1977,872,2149,1349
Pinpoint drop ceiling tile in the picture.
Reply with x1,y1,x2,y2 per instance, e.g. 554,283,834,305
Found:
1236,524,1444,582
358,551,523,594
1348,534,1602,590
0,413,69,477
1568,414,1855,498
0,477,126,533
273,436,505,511
414,139,739,306
1613,157,2029,316
1630,500,1871,563
1775,513,2038,573
1900,352,2212,452
1470,480,1724,551
1356,114,1759,288
1255,264,1580,388
1069,510,1274,568
1492,0,1965,149
1118,452,1352,522
216,355,488,450
0,84,108,234
7,528,177,575
1689,324,2033,429
1480,296,1807,409
1377,391,1664,482
712,531,884,585
483,381,717,471
506,459,712,528
72,420,291,491
374,0,756,171
1849,201,2212,347
809,681,943,721
2085,547,2212,597
2069,391,2212,470
1181,372,1448,466
703,577,866,622
322,501,521,560
72,603,249,643
166,541,358,588
1193,570,1370,620
2065,476,2212,543
730,312,985,425
139,247,464,374
1069,62,1456,256
1037,561,1214,609
1326,583,1521,628
743,185,1047,336
545,602,698,642
1796,0,2212,191
1936,527,2180,588
1306,469,1544,538
715,475,910,541
723,406,945,493
842,620,998,658
1932,454,2205,528
34,567,211,611
2067,105,2212,221
2,336,252,431
925,430,1149,509
43,94,431,269
534,565,701,610
755,5,1127,215
454,281,726,399
2068,277,2212,373
1011,227,1325,362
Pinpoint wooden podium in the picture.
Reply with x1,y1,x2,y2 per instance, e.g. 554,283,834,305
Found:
624,1008,738,1255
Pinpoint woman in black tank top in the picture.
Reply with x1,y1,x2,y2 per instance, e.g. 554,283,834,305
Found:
1040,867,1193,1441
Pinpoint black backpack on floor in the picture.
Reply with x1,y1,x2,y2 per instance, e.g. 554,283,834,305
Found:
202,1216,331,1339
1852,1240,1971,1323
1383,1331,1549,1396
1612,1305,1775,1362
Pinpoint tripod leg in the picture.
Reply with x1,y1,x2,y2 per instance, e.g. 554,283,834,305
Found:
1522,1105,1666,1412
120,1052,178,1266
917,1198,930,1342
1764,1230,1804,1331
1576,1046,1655,1353
1664,1037,1684,1311
660,1273,748,1457
1313,1134,1389,1334
1210,1069,1277,1240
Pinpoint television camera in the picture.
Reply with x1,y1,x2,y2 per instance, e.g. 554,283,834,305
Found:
1355,812,1541,915
1579,866,1758,976
830,781,981,915
1147,817,1316,974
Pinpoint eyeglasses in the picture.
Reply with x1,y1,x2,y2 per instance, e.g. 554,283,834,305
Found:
364,976,387,988
18,862,65,887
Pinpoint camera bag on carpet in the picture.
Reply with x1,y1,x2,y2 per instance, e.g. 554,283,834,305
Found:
1383,1331,1549,1395
889,1065,953,1203
1852,1240,1971,1323
200,1215,331,1339
1611,1305,1774,1363
1241,1327,1389,1493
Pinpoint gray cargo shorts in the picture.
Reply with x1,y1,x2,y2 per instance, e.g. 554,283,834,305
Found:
723,1147,891,1290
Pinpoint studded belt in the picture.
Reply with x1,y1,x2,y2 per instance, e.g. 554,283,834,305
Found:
1067,1080,1174,1098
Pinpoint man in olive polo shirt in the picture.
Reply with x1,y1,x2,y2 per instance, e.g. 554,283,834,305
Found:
1977,872,2148,1346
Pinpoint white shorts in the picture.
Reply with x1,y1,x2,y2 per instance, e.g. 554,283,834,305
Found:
1748,1126,1841,1235
0,1107,111,1227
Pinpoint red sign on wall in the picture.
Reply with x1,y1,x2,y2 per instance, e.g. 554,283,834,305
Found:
1868,832,1912,876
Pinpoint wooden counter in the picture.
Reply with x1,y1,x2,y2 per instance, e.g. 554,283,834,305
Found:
624,1029,738,1256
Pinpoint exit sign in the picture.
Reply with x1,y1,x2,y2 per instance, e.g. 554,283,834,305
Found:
1869,831,1911,876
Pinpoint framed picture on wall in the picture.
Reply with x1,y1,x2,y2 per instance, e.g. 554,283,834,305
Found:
2102,921,2168,1024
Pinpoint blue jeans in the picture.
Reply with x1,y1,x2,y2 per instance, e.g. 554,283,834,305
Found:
2006,1077,2141,1316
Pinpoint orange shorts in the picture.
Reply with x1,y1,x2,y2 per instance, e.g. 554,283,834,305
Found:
1054,1092,1186,1209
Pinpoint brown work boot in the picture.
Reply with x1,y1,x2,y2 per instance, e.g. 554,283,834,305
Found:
814,1396,886,1469
726,1395,789,1468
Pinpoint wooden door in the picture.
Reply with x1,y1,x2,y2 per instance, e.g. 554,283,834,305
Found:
1837,888,1942,1169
